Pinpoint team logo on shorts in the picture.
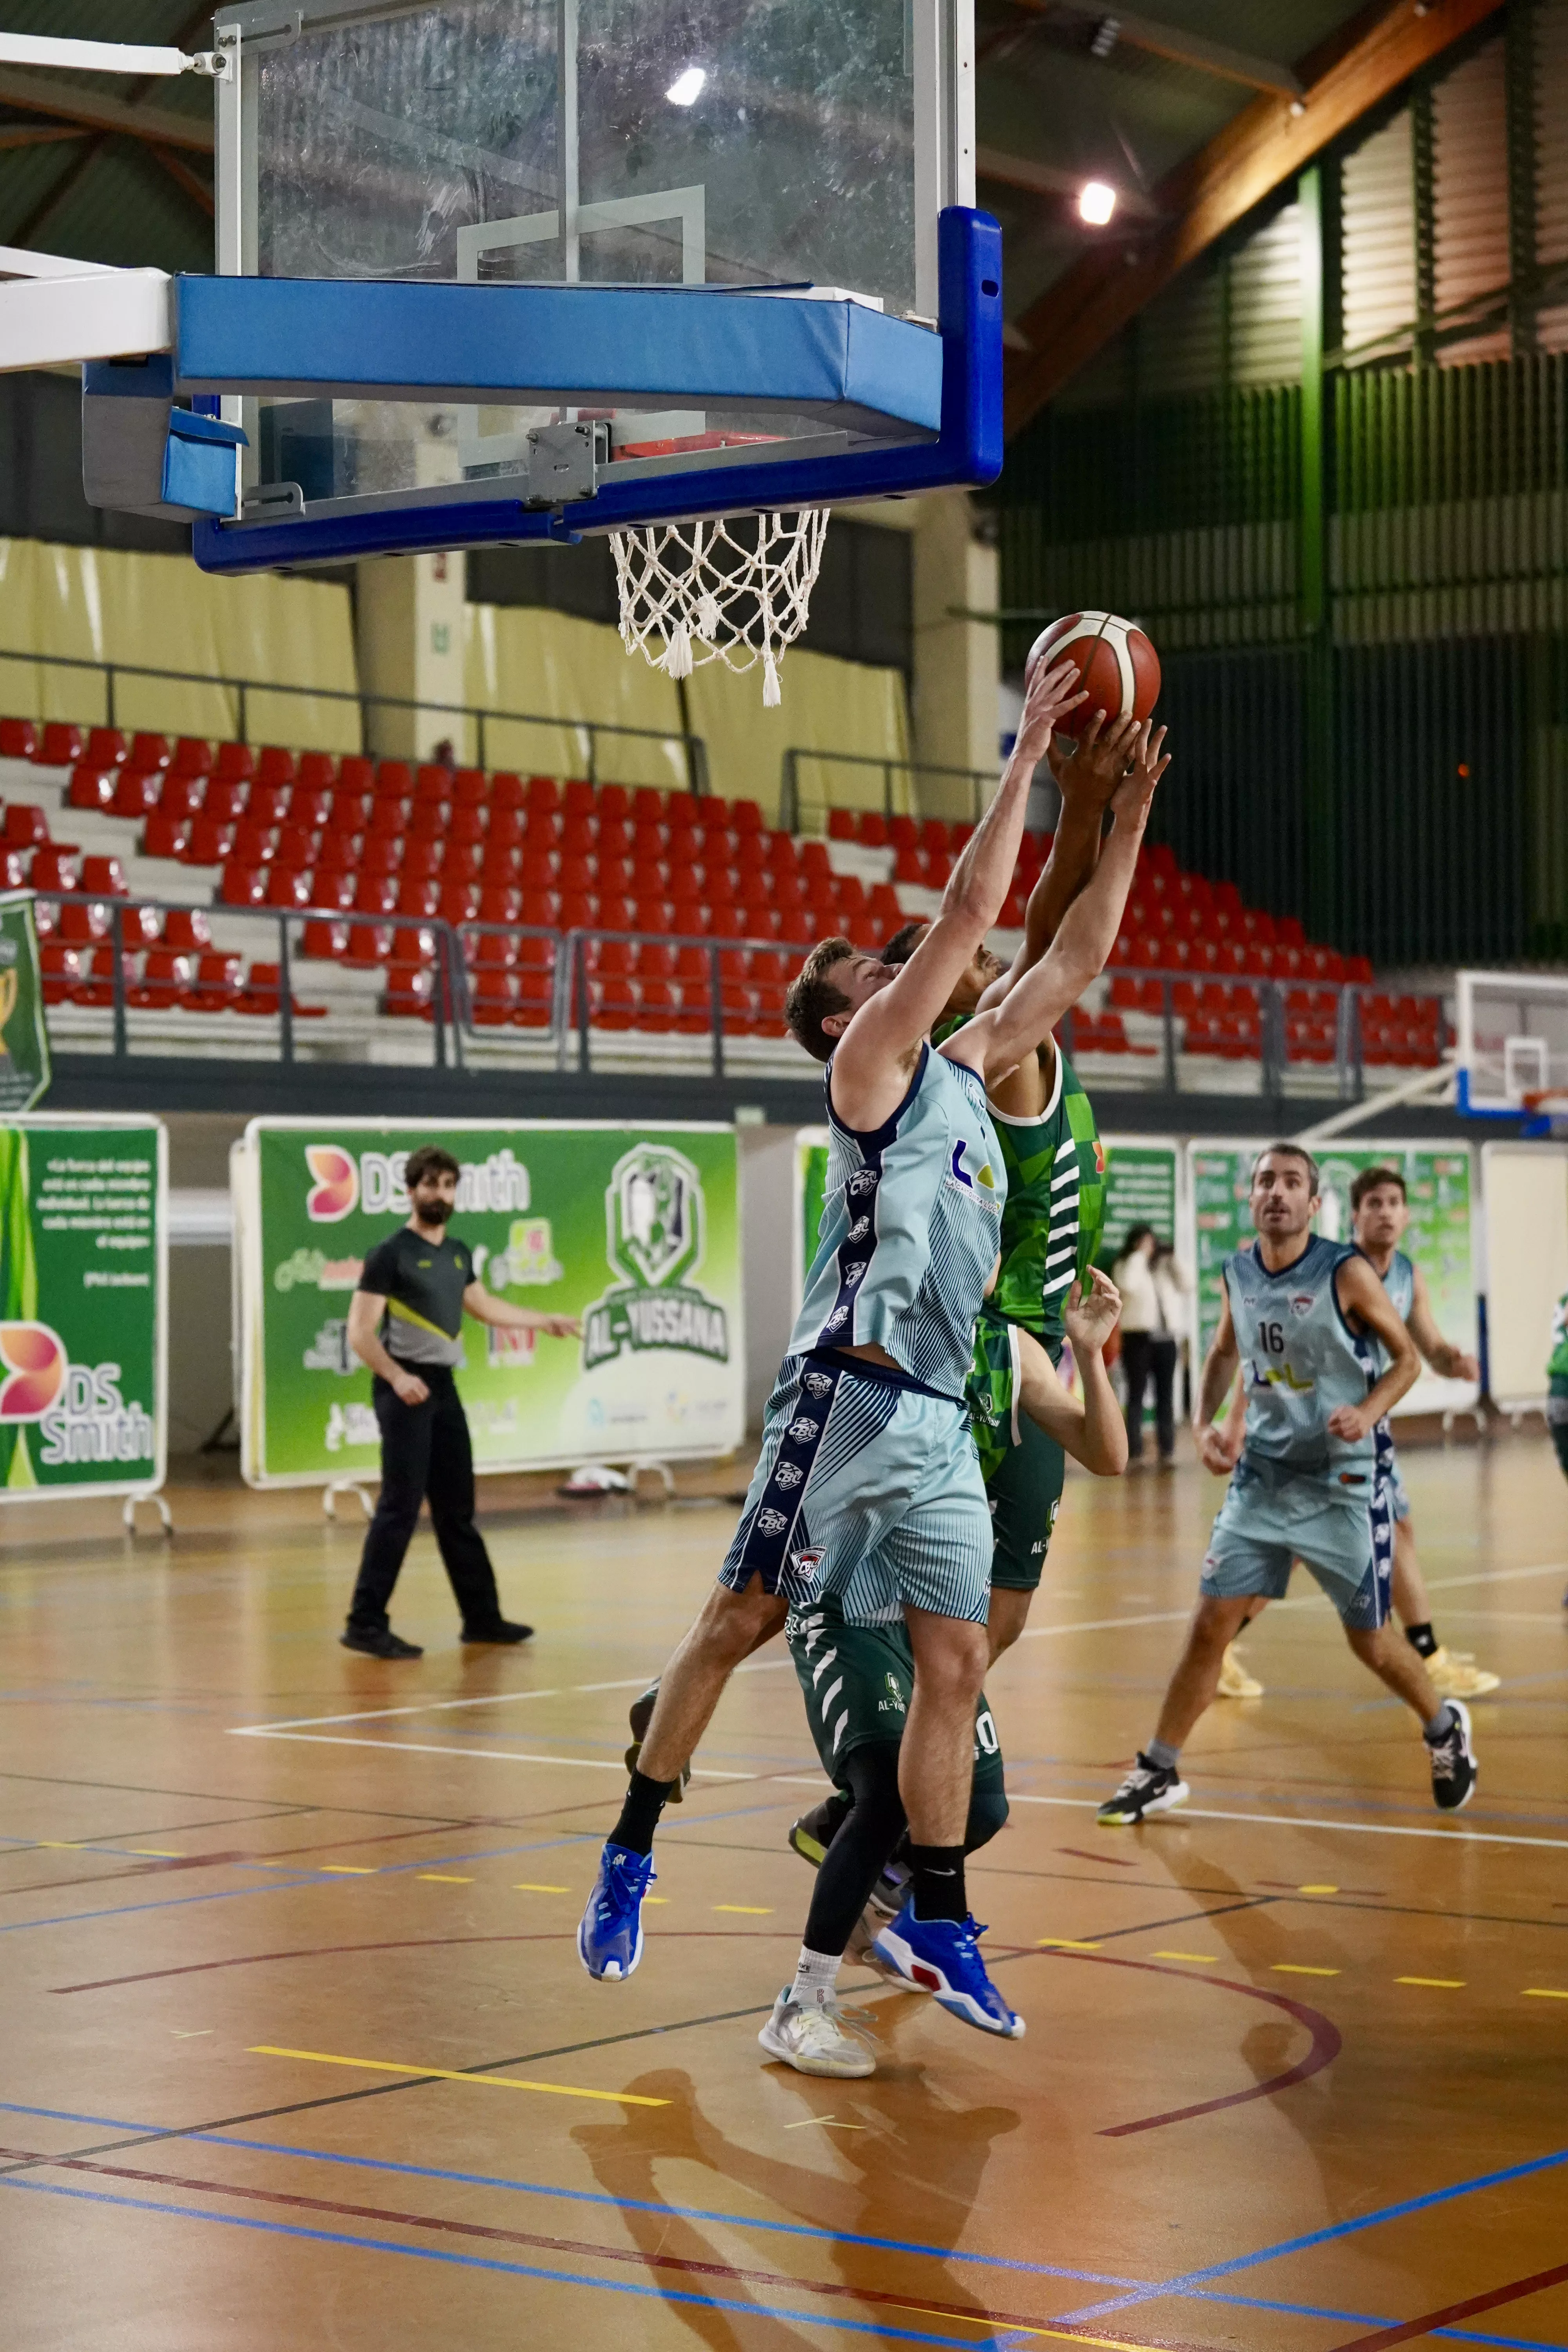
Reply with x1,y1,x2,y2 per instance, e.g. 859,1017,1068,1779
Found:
803,1370,832,1398
824,1306,849,1331
757,1507,789,1536
788,1546,825,1596
847,1169,878,1197
774,1461,804,1489
788,1416,820,1442
848,1216,870,1241
844,1263,866,1287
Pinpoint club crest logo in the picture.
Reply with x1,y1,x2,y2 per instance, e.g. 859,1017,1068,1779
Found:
803,1371,833,1398
1290,1293,1313,1316
0,1321,66,1419
305,1145,359,1222
824,1304,849,1331
788,1416,820,1443
847,1168,878,1198
784,1545,825,1599
582,1143,730,1372
774,1461,804,1489
757,1506,789,1537
848,1216,870,1241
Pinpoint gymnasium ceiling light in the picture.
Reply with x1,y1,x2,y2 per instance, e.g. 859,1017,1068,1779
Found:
1078,181,1117,225
665,66,706,106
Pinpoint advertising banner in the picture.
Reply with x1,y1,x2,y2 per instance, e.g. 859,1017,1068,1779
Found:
0,1116,165,1501
1189,1139,1477,1416
794,1126,831,1307
236,1119,744,1486
0,893,49,1113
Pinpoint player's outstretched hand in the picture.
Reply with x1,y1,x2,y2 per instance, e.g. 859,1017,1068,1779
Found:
1048,708,1141,807
1327,1401,1372,1443
1109,720,1170,824
1065,1264,1121,1356
1014,657,1089,768
1195,1417,1240,1475
532,1314,583,1339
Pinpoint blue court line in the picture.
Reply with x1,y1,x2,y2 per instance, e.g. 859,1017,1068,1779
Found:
1059,2141,1568,2323
0,2176,1004,2348
5,2100,1565,2351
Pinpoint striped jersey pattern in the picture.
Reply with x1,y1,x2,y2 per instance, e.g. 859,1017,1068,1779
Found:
987,1044,1106,1350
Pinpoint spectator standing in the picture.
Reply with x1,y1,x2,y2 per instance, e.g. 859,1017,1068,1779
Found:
1113,1225,1188,1468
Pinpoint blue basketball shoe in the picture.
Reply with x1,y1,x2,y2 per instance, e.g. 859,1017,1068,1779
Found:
577,1842,655,1981
871,1904,1024,2037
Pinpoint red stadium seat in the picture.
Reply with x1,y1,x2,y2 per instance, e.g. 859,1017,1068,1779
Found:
34,723,84,768
170,736,214,779
40,942,84,1002
184,951,241,1011
395,876,440,919
401,839,441,882
3,802,51,848
214,742,257,784
0,717,37,759
219,862,268,908
352,874,399,917
383,962,434,1017
29,846,78,891
307,868,356,914
82,726,127,768
563,779,597,819
414,763,451,804
375,760,414,800
490,771,526,812
300,919,347,962
130,948,192,1008
598,784,630,821
67,766,116,813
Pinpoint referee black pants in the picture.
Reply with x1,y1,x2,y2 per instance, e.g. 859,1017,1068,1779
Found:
347,1365,503,1633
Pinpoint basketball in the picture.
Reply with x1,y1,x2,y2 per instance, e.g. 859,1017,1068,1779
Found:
1026,609,1161,739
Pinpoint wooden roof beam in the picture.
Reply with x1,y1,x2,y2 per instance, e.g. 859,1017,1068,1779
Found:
0,67,212,154
1003,0,1506,436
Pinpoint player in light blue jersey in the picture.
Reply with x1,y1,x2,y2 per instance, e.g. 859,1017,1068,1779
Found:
1098,1144,1479,1826
581,653,1163,2078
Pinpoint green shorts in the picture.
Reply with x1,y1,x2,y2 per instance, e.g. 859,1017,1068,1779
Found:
785,1596,1005,1798
965,1305,1066,1592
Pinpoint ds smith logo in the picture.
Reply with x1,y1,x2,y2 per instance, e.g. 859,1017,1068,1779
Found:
0,1322,153,1463
582,1145,729,1371
305,1146,358,1221
304,1144,531,1222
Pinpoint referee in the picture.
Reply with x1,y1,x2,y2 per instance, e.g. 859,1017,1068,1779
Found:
341,1144,580,1658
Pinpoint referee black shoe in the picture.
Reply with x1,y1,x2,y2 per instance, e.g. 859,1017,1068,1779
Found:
341,1626,423,1659
461,1619,534,1644
1426,1699,1477,1812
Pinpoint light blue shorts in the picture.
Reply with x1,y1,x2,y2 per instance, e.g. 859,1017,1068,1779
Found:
1383,1456,1412,1524
1201,1453,1392,1630
719,1353,993,1627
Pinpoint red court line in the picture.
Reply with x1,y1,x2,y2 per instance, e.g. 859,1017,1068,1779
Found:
0,2144,1207,2351
1058,1849,1138,1869
50,1929,795,1996
1013,1947,1341,2136
1326,2256,1568,2349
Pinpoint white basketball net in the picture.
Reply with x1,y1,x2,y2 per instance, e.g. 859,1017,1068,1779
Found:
611,508,829,706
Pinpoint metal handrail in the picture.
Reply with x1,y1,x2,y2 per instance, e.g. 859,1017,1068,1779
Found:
780,746,1000,833
36,884,1428,1103
0,646,710,796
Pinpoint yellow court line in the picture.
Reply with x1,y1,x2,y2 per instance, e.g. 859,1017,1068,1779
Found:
319,1864,377,1875
1396,1976,1465,1989
1298,1883,1338,1893
1523,1987,1568,2000
514,1882,570,1893
1037,1939,1102,1951
248,2045,669,2107
644,1896,670,1905
714,1904,773,1915
128,1848,184,1858
1152,1951,1219,1964
34,1841,83,1850
416,1874,474,1884
893,2302,1165,2350
1272,1964,1341,1977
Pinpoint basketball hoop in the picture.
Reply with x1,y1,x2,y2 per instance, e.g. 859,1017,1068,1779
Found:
611,509,829,706
1521,1089,1568,1126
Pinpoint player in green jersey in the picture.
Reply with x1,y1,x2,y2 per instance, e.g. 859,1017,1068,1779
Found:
882,710,1165,1661
1549,1290,1568,1608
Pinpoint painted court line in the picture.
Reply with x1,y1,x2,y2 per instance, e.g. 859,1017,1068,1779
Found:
247,2045,669,2108
223,1731,752,1778
227,1657,797,1740
1006,1795,1568,1853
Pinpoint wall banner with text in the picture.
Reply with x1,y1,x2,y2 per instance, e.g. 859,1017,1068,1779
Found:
235,1118,744,1487
0,1115,165,1503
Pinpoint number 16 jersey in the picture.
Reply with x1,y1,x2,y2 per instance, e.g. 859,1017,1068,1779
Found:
1225,1234,1377,1490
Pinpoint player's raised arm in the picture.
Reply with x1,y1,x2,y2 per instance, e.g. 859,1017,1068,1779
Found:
950,720,1169,1085
975,711,1140,1011
1330,1256,1421,1436
1406,1267,1480,1382
1012,1269,1129,1475
823,655,1085,1129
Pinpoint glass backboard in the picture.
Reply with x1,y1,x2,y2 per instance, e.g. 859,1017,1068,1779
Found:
209,0,975,542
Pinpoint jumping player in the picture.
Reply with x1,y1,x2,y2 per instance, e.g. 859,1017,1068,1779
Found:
1214,1165,1497,1699
776,1265,1126,2076
1097,1143,1479,1825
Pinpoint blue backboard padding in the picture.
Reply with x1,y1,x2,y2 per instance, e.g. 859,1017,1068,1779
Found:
192,208,1002,574
173,276,943,433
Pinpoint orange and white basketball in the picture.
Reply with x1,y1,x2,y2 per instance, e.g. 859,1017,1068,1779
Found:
1026,610,1161,740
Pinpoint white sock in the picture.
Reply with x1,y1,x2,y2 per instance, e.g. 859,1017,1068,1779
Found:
789,1945,840,2007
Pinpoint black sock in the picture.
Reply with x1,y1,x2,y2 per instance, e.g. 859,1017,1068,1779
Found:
611,1768,675,1857
1405,1621,1439,1659
803,1750,908,1956
908,1842,967,1924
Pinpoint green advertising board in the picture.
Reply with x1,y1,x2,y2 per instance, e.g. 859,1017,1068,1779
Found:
0,1116,165,1501
1189,1139,1477,1415
0,894,49,1114
236,1120,744,1485
795,1126,831,1306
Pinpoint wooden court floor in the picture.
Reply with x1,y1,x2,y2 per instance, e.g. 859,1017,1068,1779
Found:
3,1433,1568,2352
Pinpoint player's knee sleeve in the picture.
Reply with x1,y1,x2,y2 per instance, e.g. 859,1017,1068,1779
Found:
964,1789,1009,1852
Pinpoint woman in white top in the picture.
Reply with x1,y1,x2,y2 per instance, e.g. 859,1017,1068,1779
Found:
1112,1226,1189,1466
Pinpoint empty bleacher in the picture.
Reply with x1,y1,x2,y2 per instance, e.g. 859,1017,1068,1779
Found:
0,716,1447,1087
